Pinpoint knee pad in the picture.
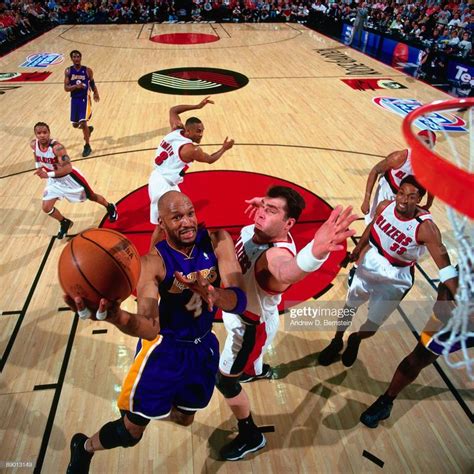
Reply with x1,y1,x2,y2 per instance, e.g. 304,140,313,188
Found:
216,372,242,399
98,417,143,449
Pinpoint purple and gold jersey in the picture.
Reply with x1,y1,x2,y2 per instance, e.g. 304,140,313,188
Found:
117,226,221,419
68,65,89,99
156,227,220,340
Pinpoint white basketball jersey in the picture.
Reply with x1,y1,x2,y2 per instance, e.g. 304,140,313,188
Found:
152,129,193,185
383,150,414,193
234,224,296,323
34,139,59,171
370,201,432,266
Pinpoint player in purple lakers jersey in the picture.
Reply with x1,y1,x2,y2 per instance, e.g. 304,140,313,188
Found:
360,279,473,428
65,191,246,473
64,50,100,157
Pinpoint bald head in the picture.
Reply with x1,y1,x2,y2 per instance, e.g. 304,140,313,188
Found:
157,191,198,247
158,191,191,216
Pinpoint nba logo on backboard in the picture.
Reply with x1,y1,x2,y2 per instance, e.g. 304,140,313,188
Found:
20,53,64,68
373,97,467,132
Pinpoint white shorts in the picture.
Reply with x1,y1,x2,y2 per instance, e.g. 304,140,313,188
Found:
148,170,180,225
219,311,279,376
365,177,396,225
347,247,414,325
42,167,93,202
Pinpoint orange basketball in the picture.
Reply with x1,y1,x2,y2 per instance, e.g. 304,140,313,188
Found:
58,228,141,309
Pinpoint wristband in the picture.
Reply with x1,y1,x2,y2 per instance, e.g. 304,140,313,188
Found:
296,241,328,273
47,171,55,178
227,286,247,314
439,265,458,283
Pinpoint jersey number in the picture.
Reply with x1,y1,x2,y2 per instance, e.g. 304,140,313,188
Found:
394,170,406,179
185,293,203,318
389,242,407,255
154,151,169,166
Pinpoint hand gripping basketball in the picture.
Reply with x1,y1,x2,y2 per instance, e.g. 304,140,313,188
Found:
58,229,141,314
64,295,119,321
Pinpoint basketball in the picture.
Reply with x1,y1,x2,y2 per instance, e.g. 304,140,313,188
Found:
58,228,141,309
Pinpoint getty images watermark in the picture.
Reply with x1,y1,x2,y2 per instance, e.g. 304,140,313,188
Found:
283,301,447,332
284,302,356,331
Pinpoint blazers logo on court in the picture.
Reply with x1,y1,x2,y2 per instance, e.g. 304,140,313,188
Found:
341,78,406,91
138,67,249,95
20,53,64,68
0,71,51,82
373,97,467,132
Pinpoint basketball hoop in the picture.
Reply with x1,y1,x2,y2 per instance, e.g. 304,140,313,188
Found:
402,98,474,380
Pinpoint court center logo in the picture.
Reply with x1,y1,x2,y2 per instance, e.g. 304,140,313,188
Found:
373,97,467,132
138,67,249,95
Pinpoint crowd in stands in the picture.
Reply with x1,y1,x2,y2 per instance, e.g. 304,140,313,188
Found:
1,0,472,64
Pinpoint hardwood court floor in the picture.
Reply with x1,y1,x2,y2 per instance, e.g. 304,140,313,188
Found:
0,23,472,473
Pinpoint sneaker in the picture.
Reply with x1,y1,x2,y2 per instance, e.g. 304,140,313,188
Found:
341,333,361,367
360,396,393,428
348,265,357,287
82,144,92,157
57,218,73,239
220,431,266,461
318,338,343,366
107,203,118,223
66,433,93,474
240,364,273,383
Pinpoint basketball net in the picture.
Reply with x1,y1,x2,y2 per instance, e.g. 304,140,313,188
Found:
402,98,474,380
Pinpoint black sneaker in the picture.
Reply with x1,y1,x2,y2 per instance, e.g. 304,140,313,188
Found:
360,396,394,428
348,265,357,287
220,431,266,461
82,144,92,157
318,338,343,366
107,203,118,223
66,433,93,474
240,364,273,383
57,218,73,239
341,333,361,367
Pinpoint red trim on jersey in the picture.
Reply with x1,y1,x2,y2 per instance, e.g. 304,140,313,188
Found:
254,247,294,295
177,142,192,164
69,168,95,199
414,214,431,245
370,227,414,267
241,310,261,323
243,322,267,376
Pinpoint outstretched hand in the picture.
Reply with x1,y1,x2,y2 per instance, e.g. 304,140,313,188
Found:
312,205,358,259
244,196,263,220
197,96,214,109
174,271,216,311
222,137,235,151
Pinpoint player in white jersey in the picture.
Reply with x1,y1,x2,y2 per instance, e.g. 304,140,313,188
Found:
31,122,117,239
216,186,358,460
318,176,458,368
148,97,234,249
361,130,437,225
